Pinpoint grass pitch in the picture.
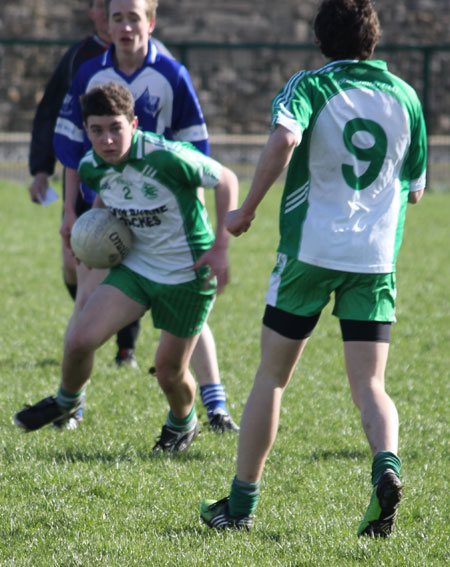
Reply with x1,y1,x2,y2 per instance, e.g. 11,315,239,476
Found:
0,180,448,567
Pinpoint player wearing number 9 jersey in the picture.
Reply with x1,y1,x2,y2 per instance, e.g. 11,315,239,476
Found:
200,0,426,538
272,58,426,273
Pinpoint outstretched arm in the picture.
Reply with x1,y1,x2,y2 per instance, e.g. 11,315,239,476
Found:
193,166,239,293
213,166,239,251
226,125,297,236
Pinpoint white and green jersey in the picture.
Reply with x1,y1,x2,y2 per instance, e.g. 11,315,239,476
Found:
272,59,427,273
78,130,222,284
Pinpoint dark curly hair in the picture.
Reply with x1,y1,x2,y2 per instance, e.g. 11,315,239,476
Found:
314,0,381,61
81,82,135,123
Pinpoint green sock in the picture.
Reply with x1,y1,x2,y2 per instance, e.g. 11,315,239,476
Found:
166,406,197,432
228,475,260,518
56,386,85,411
371,451,402,485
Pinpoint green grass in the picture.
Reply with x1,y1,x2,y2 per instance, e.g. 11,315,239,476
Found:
0,180,448,567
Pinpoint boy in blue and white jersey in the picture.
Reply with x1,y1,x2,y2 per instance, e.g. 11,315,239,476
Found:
14,82,239,452
54,0,208,215
54,32,208,208
201,0,426,537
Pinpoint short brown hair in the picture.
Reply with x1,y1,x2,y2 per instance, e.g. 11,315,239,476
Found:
314,0,381,61
106,0,158,20
81,82,135,123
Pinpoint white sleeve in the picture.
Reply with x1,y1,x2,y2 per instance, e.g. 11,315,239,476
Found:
272,104,303,146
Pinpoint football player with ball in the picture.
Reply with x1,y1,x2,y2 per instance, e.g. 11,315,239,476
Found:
14,82,239,452
52,0,239,432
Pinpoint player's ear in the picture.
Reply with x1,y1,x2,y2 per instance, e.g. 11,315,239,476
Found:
148,18,156,34
84,119,95,142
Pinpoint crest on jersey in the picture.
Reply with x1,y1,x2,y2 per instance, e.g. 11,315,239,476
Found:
136,88,160,118
60,94,73,116
100,180,111,193
142,183,158,199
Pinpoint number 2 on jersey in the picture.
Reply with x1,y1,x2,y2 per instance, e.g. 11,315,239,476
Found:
341,118,387,190
122,186,132,200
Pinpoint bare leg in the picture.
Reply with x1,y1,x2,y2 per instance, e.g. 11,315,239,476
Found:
62,238,77,286
346,341,403,538
153,331,200,419
64,263,108,341
189,323,220,386
236,325,309,483
62,284,147,393
344,341,398,455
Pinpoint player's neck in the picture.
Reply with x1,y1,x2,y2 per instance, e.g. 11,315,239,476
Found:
114,47,147,76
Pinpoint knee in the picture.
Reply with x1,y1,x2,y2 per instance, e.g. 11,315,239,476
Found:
254,363,291,391
350,377,385,409
65,327,96,358
153,357,185,390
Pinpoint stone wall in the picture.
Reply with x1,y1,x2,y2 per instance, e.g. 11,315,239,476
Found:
0,0,449,134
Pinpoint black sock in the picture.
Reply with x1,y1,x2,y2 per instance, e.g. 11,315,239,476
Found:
116,319,141,350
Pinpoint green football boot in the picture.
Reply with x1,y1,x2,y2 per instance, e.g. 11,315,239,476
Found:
357,469,403,537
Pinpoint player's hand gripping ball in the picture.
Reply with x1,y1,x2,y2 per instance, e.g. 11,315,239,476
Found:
70,208,132,269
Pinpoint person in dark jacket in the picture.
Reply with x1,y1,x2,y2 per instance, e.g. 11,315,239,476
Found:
29,0,111,207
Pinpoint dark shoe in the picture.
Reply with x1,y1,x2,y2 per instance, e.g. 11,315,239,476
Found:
13,396,81,432
357,469,403,537
115,348,138,369
152,421,199,452
208,409,240,433
52,398,84,430
201,497,253,530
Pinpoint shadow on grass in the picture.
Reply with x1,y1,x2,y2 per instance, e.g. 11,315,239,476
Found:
160,524,283,542
308,448,367,462
41,447,207,465
0,357,59,369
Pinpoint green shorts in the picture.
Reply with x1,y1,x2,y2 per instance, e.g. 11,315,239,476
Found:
265,254,396,322
102,265,216,337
